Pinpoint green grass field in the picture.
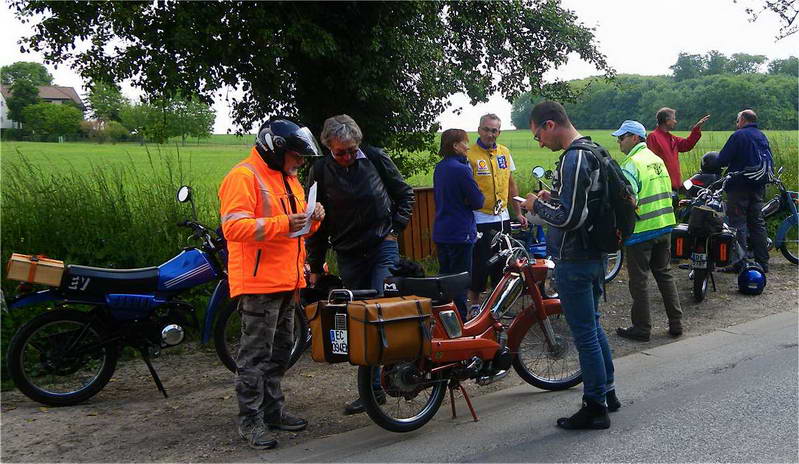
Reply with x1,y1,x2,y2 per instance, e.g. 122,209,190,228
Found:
3,130,796,191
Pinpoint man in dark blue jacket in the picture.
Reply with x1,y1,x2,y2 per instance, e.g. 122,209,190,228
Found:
717,109,774,272
521,101,619,430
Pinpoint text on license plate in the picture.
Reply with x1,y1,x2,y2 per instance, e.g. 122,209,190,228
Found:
692,252,708,269
329,329,348,354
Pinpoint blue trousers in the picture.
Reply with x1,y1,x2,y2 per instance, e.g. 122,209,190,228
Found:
436,242,473,320
554,259,615,404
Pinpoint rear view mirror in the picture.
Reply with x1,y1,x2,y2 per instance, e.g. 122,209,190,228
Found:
531,166,546,179
177,186,193,203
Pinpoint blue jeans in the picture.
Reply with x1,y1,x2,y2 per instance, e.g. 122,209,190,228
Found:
337,239,400,388
436,242,473,319
554,259,615,404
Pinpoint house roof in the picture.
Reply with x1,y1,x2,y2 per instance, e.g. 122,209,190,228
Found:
0,85,85,110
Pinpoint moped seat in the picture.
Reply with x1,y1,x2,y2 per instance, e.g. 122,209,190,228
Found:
61,264,160,298
384,272,470,305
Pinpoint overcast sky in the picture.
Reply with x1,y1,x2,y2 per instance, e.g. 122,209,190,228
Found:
1,0,796,133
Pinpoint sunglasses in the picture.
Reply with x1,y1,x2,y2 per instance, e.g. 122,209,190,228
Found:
533,120,551,142
331,146,359,158
479,126,500,134
617,133,632,142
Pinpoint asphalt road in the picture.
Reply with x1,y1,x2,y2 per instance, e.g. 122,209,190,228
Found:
266,310,798,463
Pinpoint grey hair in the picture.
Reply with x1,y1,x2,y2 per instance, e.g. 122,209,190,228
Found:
479,113,501,127
320,114,363,148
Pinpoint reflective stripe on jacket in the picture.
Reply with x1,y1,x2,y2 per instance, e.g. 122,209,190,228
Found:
467,143,511,215
219,147,319,298
621,143,676,238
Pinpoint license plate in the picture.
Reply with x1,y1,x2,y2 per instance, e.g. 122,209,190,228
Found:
692,252,707,269
329,329,348,355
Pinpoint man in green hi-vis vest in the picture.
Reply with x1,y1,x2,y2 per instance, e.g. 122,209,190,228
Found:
612,120,683,342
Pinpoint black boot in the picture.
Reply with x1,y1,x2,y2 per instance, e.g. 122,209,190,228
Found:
606,390,621,412
556,397,610,430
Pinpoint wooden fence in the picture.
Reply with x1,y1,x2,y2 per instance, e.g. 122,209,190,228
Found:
398,187,436,261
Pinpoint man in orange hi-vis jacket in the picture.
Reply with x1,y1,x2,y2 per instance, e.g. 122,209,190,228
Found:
219,119,325,450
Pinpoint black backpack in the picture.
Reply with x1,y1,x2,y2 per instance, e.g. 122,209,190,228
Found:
571,141,638,253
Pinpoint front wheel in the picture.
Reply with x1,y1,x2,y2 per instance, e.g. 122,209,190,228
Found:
7,309,118,406
512,312,582,391
604,249,624,283
214,299,309,373
357,363,447,433
693,269,709,302
779,219,798,265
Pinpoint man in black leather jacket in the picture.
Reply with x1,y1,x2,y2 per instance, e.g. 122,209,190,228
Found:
305,114,415,414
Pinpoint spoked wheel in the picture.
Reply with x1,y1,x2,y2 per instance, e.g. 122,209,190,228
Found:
779,219,798,264
512,306,582,391
604,249,624,283
357,363,448,433
693,269,709,302
7,309,118,406
214,299,308,373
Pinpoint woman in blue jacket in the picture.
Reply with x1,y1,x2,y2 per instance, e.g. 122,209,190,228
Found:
433,129,485,319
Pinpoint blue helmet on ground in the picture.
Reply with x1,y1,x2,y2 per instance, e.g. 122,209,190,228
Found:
737,262,766,295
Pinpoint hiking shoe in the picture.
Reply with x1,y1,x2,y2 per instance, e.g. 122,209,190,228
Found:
556,397,610,430
238,418,277,450
265,412,307,432
344,390,386,415
606,390,621,413
668,322,684,338
616,327,650,342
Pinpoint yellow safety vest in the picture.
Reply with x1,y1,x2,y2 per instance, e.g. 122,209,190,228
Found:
467,143,512,215
622,144,676,234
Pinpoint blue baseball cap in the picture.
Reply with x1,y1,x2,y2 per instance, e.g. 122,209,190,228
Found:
611,120,646,138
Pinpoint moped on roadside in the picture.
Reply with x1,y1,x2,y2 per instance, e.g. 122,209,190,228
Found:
307,228,580,433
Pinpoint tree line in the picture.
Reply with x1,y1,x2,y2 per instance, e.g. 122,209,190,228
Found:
1,61,215,143
511,53,798,131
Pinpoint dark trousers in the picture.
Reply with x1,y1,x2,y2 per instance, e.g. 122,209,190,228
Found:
726,188,769,266
624,234,682,334
236,292,294,423
436,242,474,319
470,220,511,294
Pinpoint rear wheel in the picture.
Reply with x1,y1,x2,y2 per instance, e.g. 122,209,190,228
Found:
358,363,447,433
779,219,798,265
214,299,308,373
512,311,582,391
693,269,709,302
604,249,624,283
7,309,118,406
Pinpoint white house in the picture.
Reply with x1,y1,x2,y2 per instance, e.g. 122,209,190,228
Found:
0,85,86,129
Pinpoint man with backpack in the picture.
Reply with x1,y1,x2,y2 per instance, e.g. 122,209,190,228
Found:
612,120,683,342
717,109,774,273
305,114,415,415
521,101,631,430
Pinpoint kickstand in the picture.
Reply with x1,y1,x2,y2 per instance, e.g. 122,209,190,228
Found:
710,270,717,292
141,351,168,398
448,381,478,422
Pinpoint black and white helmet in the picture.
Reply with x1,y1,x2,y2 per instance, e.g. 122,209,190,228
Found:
255,119,322,161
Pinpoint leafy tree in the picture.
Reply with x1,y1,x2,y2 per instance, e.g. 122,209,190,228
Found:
670,53,706,81
10,0,612,177
21,103,83,137
0,61,53,86
704,50,730,75
725,53,768,74
768,56,799,75
104,121,130,143
5,78,40,124
171,95,216,144
87,82,129,122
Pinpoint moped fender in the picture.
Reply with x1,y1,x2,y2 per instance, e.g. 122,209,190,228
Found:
774,213,798,249
201,280,229,344
7,289,63,310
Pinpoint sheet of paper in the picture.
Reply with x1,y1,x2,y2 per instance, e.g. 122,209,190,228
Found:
290,182,317,238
